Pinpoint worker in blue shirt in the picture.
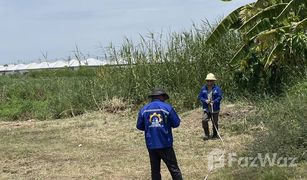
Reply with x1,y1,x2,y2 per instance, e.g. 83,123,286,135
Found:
137,88,183,180
198,73,223,140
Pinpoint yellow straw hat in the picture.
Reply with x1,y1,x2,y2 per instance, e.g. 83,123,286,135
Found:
205,73,217,81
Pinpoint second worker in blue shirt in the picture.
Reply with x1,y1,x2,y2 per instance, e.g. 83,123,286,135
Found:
198,73,223,140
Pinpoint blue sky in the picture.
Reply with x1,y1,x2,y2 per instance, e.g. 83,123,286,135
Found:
0,0,255,65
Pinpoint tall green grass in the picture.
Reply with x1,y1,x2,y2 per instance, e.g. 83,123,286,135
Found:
102,27,242,109
0,23,244,121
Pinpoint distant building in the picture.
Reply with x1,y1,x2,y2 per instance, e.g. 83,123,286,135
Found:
0,58,110,75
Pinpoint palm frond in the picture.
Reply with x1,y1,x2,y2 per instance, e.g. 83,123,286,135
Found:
264,43,282,69
276,0,307,22
253,25,290,43
254,0,273,8
244,18,272,40
239,3,288,33
293,18,307,31
230,44,249,65
205,5,244,44
239,3,257,24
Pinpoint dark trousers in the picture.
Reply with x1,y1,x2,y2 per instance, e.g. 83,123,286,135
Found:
202,112,219,137
148,147,183,180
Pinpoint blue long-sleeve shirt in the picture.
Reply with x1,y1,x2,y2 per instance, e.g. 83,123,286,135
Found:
136,99,180,149
198,85,223,112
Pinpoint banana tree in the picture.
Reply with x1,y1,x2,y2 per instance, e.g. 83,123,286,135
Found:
209,0,307,70
211,0,307,92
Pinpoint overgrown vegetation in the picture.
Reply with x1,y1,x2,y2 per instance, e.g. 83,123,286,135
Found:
247,80,307,162
209,0,307,94
0,67,121,120
0,24,243,121
209,79,307,179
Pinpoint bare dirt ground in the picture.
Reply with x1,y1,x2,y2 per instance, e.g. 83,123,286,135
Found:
0,104,256,179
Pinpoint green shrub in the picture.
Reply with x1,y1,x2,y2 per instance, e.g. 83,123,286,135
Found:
247,80,307,162
0,72,105,121
0,99,32,121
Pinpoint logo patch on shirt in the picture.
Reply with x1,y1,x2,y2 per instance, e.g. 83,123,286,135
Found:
149,112,163,127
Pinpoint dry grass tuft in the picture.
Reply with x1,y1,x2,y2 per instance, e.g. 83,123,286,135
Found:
101,97,130,113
